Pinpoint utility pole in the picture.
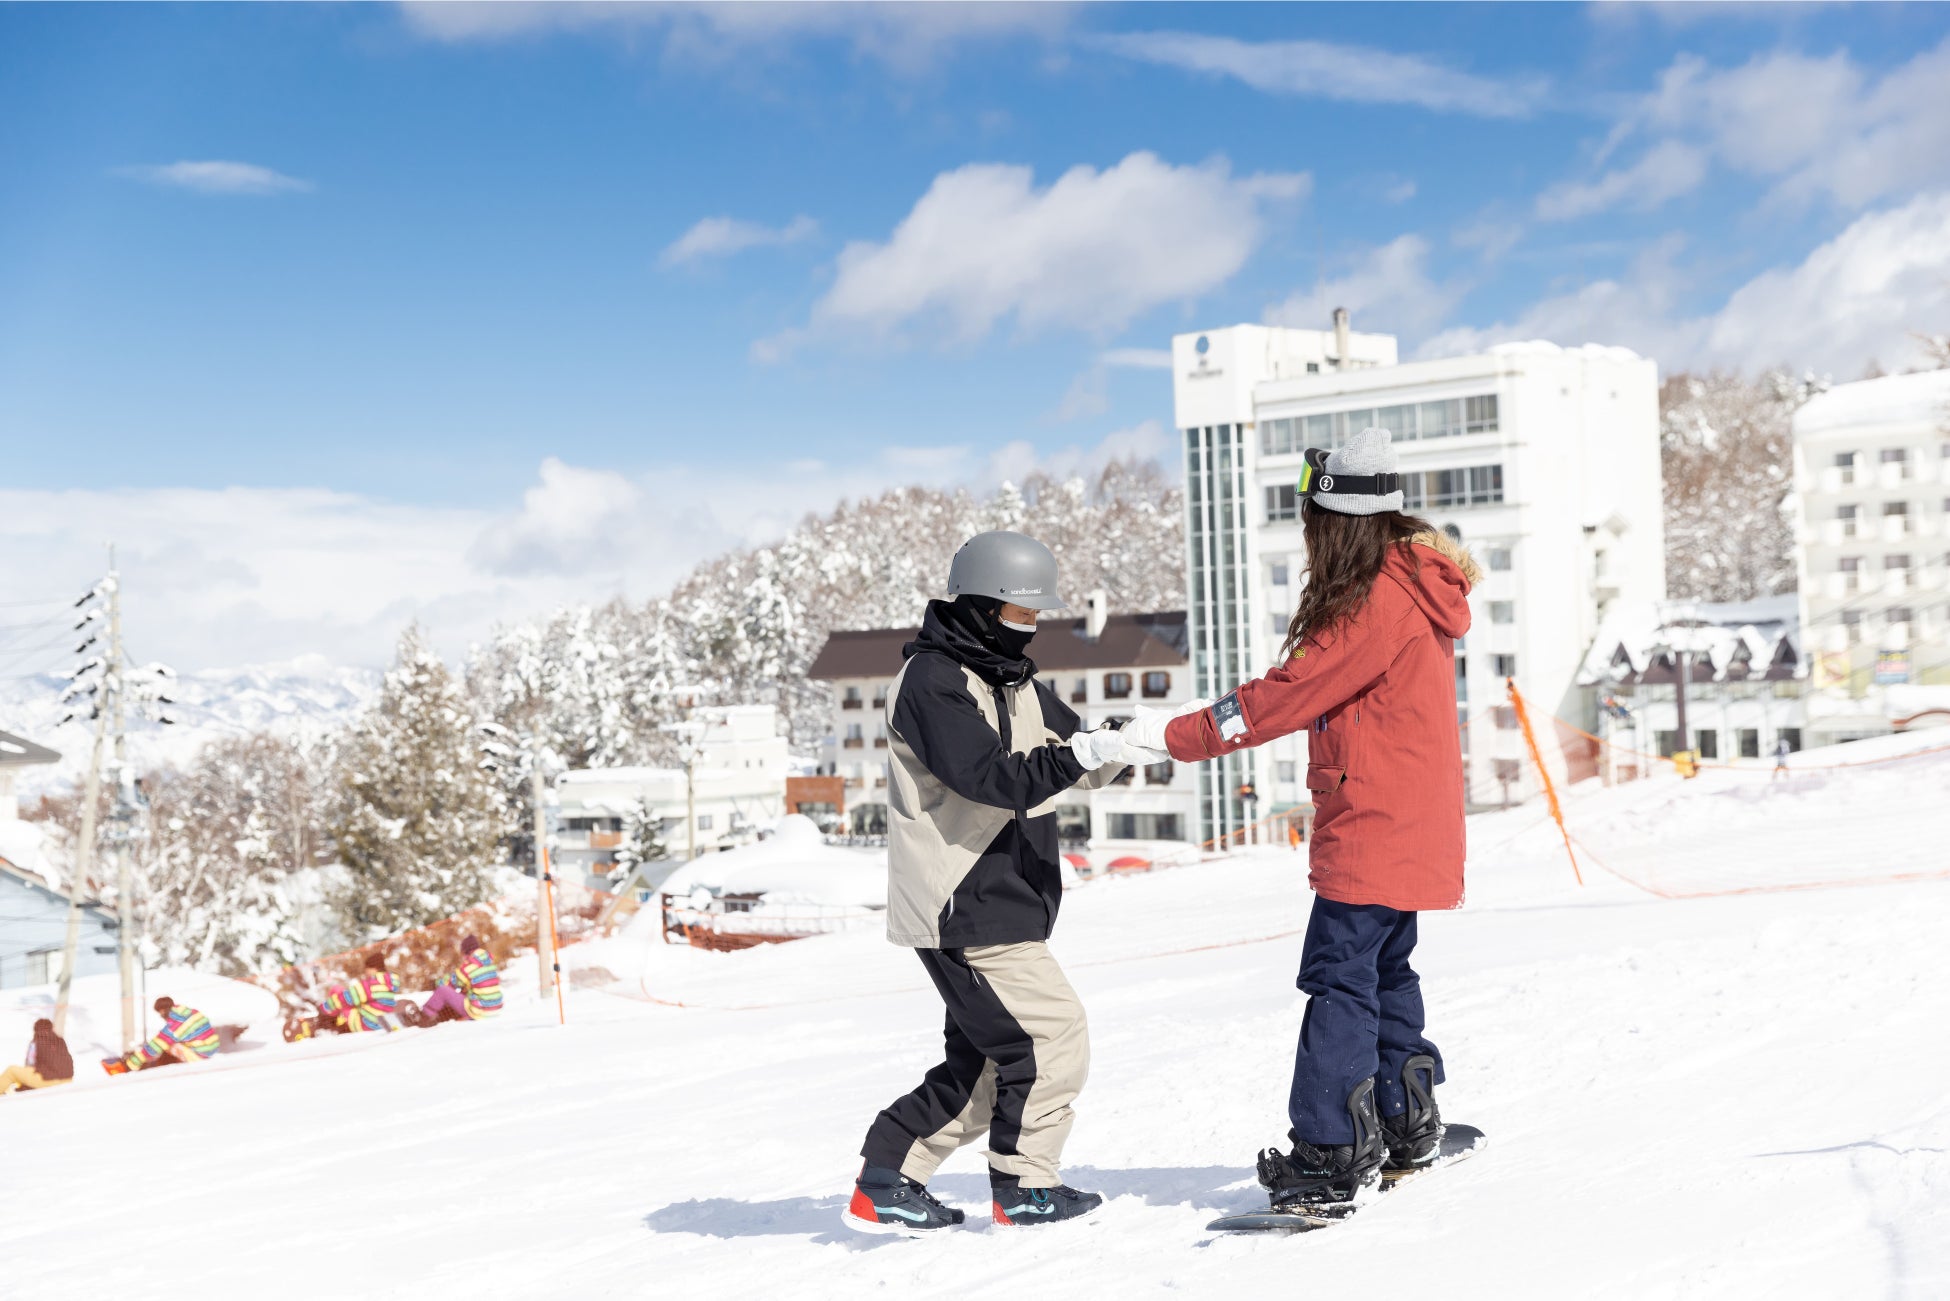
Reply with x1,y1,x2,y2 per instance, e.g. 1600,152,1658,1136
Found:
52,670,110,1036
105,552,139,1052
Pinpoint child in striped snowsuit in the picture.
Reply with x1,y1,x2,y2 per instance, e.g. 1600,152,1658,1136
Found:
103,998,221,1074
319,953,403,1033
419,934,503,1024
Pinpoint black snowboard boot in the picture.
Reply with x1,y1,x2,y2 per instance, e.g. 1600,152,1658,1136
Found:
990,1177,1105,1227
1256,1077,1385,1209
1380,1054,1445,1173
843,1164,965,1235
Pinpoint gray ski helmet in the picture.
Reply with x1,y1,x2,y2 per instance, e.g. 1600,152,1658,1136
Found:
946,531,1066,611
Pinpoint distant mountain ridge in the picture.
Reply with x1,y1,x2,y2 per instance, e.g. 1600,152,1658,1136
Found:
0,655,379,795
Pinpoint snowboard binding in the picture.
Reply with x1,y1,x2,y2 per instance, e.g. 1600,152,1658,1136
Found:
1256,1077,1385,1210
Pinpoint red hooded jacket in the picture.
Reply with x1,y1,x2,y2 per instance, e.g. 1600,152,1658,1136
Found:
1166,532,1479,912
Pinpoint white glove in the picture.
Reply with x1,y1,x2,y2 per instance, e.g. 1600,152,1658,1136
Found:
1068,726,1127,771
1114,734,1170,767
1118,707,1176,753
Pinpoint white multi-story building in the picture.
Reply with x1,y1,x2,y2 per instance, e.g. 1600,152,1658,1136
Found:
1791,369,1950,745
1173,317,1665,843
553,705,789,887
807,600,1200,843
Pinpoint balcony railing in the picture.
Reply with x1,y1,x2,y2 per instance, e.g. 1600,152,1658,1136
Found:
841,698,863,710
842,737,865,749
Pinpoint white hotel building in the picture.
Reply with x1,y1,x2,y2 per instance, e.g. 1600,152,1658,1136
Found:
1791,369,1950,743
1173,318,1665,844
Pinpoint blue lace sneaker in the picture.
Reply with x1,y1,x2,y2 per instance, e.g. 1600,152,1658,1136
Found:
843,1166,966,1236
990,1183,1104,1227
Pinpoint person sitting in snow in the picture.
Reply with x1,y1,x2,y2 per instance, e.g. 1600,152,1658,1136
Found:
317,952,404,1034
2,1018,75,1094
1123,427,1476,1213
843,531,1191,1236
103,997,222,1074
417,933,502,1024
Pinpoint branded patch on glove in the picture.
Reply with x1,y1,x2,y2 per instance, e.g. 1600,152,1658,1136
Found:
1211,691,1248,745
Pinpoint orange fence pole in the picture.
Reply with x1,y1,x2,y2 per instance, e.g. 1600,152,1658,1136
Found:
541,848,567,1026
1507,677,1583,887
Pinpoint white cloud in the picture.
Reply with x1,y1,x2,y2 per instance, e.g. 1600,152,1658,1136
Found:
1090,31,1546,118
114,161,312,196
1417,191,1950,374
1050,349,1174,422
397,1,1072,73
1264,234,1466,339
659,214,819,267
0,431,1185,672
760,152,1307,357
1592,39,1950,214
1535,140,1709,221
987,420,1175,488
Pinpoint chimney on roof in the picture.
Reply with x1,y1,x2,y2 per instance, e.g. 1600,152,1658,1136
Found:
1332,307,1351,371
1083,589,1109,642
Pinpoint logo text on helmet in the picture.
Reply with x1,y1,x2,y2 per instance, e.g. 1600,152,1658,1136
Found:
1007,588,1043,595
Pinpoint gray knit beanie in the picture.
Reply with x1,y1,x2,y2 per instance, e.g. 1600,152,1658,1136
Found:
1313,426,1404,516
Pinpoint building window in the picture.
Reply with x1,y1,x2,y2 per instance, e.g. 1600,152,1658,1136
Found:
1104,672,1133,699
841,685,862,709
1885,501,1910,533
1464,394,1499,434
697,814,714,831
1402,464,1504,510
1837,504,1859,537
1070,677,1088,704
1142,671,1171,698
1107,812,1183,841
1655,730,1679,758
1838,556,1861,592
1739,729,1760,759
1489,601,1515,625
1487,546,1512,571
24,949,55,985
1835,451,1857,484
1270,562,1289,587
1887,606,1913,628
1491,653,1518,679
1261,418,1300,457
1492,705,1518,729
1695,730,1718,760
1144,759,1175,785
871,690,887,709
1842,610,1863,644
843,723,864,747
1886,554,1912,590
1881,447,1912,479
1265,483,1298,523
1780,728,1802,752
1455,655,1468,702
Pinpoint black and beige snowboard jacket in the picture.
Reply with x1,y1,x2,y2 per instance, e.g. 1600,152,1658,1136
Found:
883,599,1124,949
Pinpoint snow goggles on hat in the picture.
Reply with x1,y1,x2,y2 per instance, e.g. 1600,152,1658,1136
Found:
1295,447,1400,500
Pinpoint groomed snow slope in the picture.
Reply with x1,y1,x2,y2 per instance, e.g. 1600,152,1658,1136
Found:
4,739,1949,1300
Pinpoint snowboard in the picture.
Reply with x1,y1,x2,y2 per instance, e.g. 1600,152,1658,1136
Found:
1205,1124,1485,1235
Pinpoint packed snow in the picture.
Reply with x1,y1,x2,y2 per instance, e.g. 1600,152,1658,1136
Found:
4,734,1948,1299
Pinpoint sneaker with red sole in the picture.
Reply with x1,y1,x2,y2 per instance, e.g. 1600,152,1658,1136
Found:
841,1166,966,1236
990,1184,1104,1227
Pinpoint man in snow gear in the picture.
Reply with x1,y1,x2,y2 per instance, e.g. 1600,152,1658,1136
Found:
419,934,502,1024
2,1018,75,1093
847,531,1137,1235
1130,428,1478,1212
103,997,222,1074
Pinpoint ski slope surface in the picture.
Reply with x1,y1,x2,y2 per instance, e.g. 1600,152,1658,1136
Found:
4,736,1948,1300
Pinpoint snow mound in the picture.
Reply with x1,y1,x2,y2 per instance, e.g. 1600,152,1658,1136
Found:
656,814,887,907
1793,368,1950,435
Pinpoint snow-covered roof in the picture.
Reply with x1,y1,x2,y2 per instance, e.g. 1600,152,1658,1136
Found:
1487,341,1646,364
1578,597,1801,686
1793,370,1950,438
655,815,886,908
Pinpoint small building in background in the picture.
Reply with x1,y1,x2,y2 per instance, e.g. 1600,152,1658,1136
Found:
553,705,789,889
0,728,119,990
1578,597,1807,775
1792,369,1950,745
806,601,1201,844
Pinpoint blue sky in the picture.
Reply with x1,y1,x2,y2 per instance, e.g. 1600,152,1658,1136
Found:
2,2,1949,672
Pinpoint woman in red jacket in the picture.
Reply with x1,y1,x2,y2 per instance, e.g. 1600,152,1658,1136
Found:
1129,426,1479,1212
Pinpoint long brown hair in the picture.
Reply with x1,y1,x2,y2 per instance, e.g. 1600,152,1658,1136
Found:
1280,500,1436,659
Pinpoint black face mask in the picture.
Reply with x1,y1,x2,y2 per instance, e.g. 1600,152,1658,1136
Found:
990,617,1037,659
965,595,1036,658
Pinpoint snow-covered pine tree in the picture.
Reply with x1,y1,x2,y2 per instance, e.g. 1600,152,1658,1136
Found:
138,732,325,975
330,626,507,937
1659,370,1824,602
607,796,669,887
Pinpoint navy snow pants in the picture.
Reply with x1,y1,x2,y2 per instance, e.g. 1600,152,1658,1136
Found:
1287,896,1444,1144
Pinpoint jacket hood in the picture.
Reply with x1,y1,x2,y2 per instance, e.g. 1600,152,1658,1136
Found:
1382,530,1478,639
905,598,1036,688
